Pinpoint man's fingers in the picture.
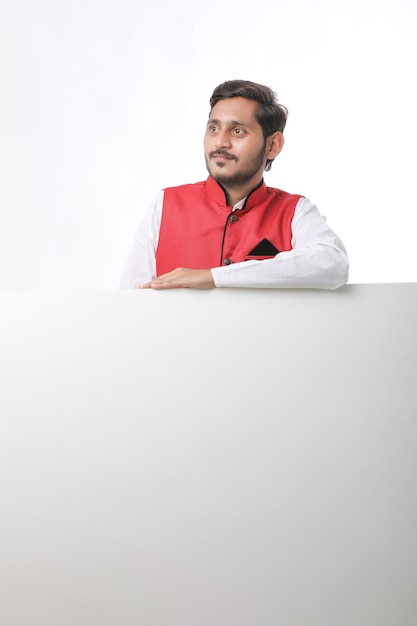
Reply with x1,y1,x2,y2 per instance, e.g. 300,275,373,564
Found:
139,268,214,290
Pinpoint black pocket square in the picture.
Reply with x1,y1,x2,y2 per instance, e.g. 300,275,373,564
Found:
247,238,280,256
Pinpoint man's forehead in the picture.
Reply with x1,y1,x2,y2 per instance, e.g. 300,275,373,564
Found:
208,97,259,125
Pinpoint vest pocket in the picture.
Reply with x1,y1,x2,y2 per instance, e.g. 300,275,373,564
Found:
245,255,277,261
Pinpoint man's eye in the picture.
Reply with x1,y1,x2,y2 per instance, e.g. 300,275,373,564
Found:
233,128,245,135
209,126,219,132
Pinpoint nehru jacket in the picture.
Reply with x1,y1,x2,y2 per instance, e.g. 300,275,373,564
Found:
156,176,302,276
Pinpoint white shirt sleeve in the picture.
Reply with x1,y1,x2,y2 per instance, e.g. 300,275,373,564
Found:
210,197,349,289
119,192,163,289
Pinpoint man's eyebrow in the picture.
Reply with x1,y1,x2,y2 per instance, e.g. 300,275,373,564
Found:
207,118,251,127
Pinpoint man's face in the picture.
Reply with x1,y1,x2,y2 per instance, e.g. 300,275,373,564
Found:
204,97,267,189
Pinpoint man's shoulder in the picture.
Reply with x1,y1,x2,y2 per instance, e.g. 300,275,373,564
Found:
265,185,304,200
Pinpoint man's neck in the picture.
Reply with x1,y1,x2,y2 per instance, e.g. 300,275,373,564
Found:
222,179,263,208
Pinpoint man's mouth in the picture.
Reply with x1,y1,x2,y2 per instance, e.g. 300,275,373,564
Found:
210,151,236,160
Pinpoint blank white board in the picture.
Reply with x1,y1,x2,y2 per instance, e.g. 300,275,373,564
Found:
0,284,416,625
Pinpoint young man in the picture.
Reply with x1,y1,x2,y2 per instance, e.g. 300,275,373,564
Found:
120,80,348,290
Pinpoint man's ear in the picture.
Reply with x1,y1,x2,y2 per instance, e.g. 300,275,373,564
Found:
266,131,285,160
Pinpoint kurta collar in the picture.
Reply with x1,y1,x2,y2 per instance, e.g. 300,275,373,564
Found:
206,175,268,210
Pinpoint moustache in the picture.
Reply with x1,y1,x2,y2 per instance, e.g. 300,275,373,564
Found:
210,150,236,160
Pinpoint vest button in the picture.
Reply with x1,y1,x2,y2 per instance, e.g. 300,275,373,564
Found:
224,258,232,265
229,214,237,223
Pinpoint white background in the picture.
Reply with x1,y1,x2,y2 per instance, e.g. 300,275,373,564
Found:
1,0,416,291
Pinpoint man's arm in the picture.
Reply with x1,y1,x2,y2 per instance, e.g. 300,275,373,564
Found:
210,198,349,290
119,192,163,289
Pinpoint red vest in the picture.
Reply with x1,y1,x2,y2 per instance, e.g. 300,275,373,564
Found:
156,176,302,275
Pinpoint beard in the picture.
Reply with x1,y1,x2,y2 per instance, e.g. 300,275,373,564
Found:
205,141,266,188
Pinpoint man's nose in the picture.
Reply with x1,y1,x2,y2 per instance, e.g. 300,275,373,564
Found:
215,130,232,149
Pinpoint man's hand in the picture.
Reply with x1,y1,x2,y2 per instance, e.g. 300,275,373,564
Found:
141,268,215,290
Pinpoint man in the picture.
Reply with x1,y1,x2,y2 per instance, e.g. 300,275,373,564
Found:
120,80,348,290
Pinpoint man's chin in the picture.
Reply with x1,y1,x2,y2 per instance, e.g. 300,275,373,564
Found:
210,173,241,188
205,162,244,187
208,163,234,179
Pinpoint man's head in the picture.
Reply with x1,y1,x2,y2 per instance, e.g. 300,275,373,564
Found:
204,80,286,201
209,80,287,172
